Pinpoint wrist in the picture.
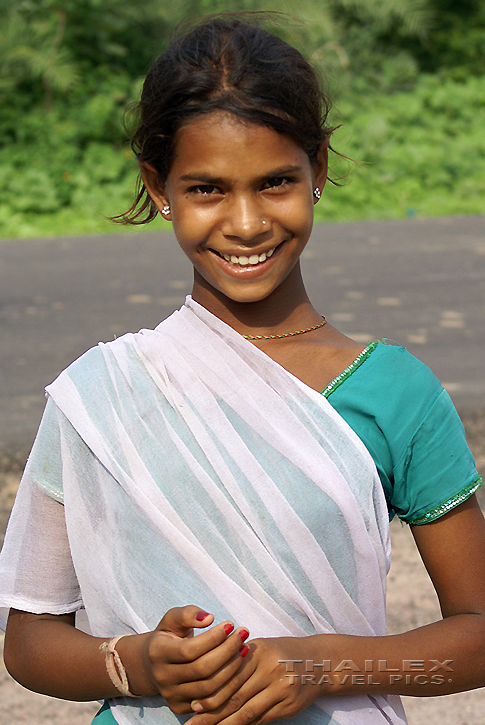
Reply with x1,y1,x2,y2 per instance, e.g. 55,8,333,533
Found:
287,634,355,697
115,633,159,697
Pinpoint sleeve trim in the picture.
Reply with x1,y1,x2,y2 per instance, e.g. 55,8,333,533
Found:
0,596,83,615
408,476,483,525
321,341,379,398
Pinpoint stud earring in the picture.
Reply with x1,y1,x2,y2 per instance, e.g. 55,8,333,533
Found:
161,204,170,216
313,188,321,200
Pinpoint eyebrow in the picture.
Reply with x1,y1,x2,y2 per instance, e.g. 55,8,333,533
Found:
179,165,304,184
179,173,225,184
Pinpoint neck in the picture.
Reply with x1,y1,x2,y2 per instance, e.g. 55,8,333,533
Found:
191,263,322,337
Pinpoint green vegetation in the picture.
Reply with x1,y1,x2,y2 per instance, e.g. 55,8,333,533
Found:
319,73,485,222
0,0,484,238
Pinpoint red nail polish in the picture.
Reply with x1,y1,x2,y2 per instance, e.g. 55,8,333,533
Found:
196,611,210,621
239,629,249,642
224,622,234,635
239,645,249,658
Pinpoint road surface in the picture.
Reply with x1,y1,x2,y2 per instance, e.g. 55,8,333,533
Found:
1,214,484,459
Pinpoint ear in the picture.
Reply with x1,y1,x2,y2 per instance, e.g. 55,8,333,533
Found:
313,139,329,203
139,162,172,220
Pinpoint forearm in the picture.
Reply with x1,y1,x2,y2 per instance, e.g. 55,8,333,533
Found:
4,606,249,708
301,614,485,698
4,610,156,701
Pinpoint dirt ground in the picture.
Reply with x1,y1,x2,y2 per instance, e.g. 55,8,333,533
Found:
1,411,485,725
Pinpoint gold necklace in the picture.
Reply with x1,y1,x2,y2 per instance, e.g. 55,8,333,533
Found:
242,316,327,340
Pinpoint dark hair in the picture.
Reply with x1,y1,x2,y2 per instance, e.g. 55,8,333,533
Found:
116,14,336,225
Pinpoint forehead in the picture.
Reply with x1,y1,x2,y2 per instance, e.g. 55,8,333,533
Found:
169,111,310,180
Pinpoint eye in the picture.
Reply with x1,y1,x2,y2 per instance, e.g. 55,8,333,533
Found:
190,184,222,196
262,177,292,191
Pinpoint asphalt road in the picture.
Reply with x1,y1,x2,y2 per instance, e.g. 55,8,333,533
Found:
1,214,484,459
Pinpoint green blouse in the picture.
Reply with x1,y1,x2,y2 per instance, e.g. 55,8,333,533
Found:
322,341,482,525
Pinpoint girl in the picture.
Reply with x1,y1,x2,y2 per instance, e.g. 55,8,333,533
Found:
1,15,485,725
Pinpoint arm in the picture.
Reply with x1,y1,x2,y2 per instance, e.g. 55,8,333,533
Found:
4,605,249,711
185,496,485,725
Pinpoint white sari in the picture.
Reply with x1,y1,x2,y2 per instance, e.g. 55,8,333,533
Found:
0,297,406,725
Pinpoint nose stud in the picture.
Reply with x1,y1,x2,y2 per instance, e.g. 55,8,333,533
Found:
313,188,321,200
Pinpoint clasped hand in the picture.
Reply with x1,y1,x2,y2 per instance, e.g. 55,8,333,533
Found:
187,635,321,725
131,605,320,725
129,605,249,713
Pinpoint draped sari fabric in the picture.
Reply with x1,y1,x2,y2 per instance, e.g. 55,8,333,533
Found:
39,297,405,725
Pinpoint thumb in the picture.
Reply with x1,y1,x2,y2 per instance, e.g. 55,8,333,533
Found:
155,605,214,638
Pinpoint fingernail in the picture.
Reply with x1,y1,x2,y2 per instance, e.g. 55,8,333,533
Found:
239,644,249,658
195,610,210,621
239,629,249,642
192,702,204,712
224,622,234,635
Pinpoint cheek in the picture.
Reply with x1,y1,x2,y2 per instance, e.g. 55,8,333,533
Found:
282,195,314,236
171,205,214,248
171,218,203,257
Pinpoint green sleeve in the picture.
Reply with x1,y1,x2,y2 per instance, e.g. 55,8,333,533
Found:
393,387,481,524
325,343,482,524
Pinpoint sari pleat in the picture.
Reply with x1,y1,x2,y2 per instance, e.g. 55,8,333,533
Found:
43,297,406,725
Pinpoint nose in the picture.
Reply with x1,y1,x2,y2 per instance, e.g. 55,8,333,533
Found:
221,194,269,243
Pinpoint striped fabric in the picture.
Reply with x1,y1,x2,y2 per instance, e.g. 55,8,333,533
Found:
28,298,407,724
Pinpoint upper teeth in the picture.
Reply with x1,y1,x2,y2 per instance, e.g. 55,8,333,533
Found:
222,247,275,266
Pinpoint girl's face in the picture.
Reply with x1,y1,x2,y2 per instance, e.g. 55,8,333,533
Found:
142,111,327,308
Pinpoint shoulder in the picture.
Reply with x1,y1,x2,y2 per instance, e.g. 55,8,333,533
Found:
326,341,480,524
49,327,159,384
346,341,453,446
325,339,448,461
367,343,453,430
44,327,162,408
325,340,447,481
326,340,444,412
364,340,440,381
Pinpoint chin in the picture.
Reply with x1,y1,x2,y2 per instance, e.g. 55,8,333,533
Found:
221,284,277,305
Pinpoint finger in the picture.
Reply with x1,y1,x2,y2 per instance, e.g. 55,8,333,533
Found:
187,690,279,725
162,647,253,710
150,625,249,677
179,626,249,666
190,635,251,711
186,662,264,724
189,648,254,712
177,627,250,674
156,606,215,637
229,702,283,725
152,635,251,712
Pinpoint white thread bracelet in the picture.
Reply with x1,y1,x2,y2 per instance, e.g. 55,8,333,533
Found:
100,633,140,697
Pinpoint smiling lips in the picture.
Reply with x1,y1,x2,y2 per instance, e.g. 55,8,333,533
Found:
218,246,276,267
